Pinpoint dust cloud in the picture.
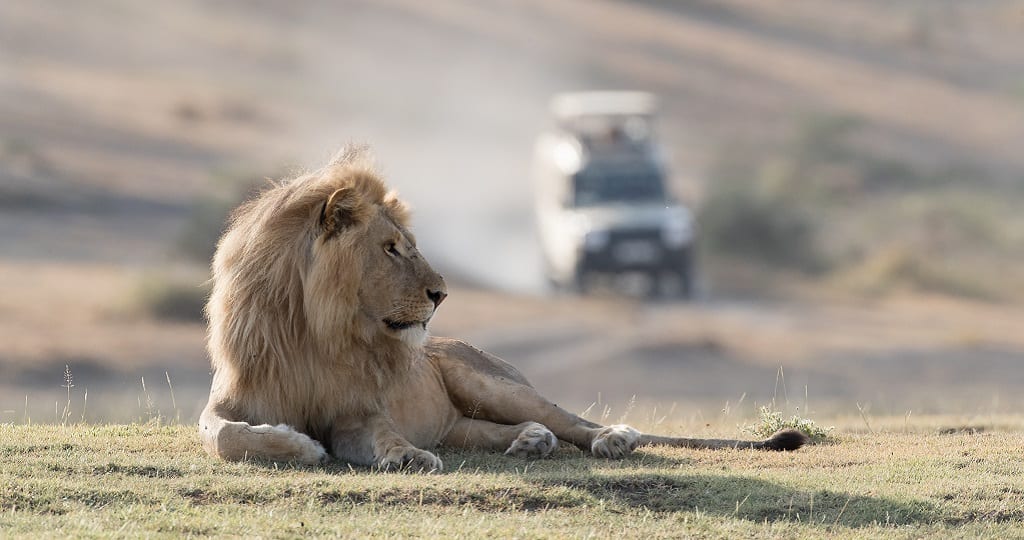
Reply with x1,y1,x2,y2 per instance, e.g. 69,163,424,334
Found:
286,2,646,293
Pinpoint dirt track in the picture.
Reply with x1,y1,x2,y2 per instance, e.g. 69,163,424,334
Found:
3,261,1022,423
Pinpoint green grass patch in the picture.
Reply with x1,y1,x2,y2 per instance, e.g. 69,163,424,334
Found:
2,422,1024,537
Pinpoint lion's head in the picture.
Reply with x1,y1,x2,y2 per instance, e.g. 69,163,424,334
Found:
206,147,446,390
307,160,447,349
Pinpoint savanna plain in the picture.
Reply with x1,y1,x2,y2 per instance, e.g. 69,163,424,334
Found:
4,0,1024,538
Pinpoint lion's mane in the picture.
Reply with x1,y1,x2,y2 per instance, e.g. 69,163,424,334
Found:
204,148,414,439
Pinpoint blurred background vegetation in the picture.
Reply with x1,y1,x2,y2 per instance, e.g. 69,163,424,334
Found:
2,0,1023,422
700,112,1021,301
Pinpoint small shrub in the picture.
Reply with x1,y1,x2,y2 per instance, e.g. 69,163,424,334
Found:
135,275,211,323
700,161,825,273
176,169,273,264
744,406,834,444
175,197,238,264
837,247,998,301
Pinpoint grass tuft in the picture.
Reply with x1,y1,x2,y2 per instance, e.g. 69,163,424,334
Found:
744,406,834,444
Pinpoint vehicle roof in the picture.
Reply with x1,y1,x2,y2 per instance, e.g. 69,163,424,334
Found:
550,91,657,120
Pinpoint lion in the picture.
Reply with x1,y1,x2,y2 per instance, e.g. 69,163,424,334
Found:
198,147,807,471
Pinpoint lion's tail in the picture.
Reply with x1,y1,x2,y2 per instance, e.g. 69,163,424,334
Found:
638,428,809,451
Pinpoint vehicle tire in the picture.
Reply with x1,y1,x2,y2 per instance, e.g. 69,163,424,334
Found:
661,248,695,300
676,268,694,300
645,271,663,299
676,250,695,300
572,265,594,295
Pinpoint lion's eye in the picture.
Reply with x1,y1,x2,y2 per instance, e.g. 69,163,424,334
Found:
384,242,400,257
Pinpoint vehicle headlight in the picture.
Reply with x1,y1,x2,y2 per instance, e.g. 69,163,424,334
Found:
662,208,694,248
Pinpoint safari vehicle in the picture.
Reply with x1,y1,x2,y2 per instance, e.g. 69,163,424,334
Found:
533,91,696,298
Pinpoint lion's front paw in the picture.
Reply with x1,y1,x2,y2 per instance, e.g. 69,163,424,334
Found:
591,424,641,459
504,422,558,459
378,447,443,473
268,424,329,465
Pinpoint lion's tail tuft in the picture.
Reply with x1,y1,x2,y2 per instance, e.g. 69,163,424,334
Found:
757,428,809,451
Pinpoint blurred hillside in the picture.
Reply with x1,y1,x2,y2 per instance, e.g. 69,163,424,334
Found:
1,0,1023,422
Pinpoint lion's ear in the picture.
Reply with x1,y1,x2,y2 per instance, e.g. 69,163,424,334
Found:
321,187,364,235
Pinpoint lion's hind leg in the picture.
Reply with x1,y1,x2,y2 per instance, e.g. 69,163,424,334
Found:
442,418,558,459
430,338,641,457
199,406,327,465
431,338,641,457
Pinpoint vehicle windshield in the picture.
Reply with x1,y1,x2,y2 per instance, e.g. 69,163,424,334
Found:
571,166,666,206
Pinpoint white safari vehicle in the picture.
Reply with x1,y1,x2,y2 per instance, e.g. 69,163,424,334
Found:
533,91,696,297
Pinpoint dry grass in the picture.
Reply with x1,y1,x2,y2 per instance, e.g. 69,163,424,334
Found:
2,419,1024,538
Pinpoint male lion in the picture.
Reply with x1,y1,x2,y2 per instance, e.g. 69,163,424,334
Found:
199,147,807,471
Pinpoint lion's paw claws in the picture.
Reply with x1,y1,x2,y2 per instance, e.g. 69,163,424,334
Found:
378,447,443,473
591,424,641,459
505,422,558,459
269,424,328,465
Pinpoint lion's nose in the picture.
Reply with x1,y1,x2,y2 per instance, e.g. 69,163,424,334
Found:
426,288,447,308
